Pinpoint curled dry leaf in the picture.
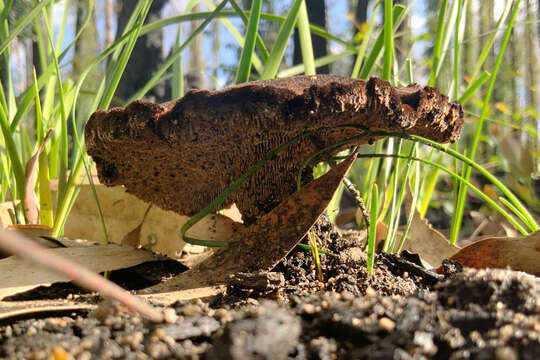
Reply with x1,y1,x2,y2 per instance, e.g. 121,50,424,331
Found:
447,231,540,276
403,208,460,268
0,228,163,321
23,129,52,224
61,184,244,258
140,152,357,294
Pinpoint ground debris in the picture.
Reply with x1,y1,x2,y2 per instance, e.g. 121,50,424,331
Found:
1,238,538,359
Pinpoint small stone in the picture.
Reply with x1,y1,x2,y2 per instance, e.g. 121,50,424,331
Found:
402,271,409,279
163,308,178,324
340,291,354,301
365,286,377,298
46,318,68,327
124,331,144,347
26,326,37,336
499,324,514,342
321,300,329,309
50,346,71,360
379,317,396,332
413,331,437,356
4,325,12,337
79,338,93,350
302,303,317,315
215,308,233,323
181,304,201,317
78,351,92,360
494,347,518,360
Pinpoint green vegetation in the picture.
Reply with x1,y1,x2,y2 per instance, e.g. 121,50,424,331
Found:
0,1,538,270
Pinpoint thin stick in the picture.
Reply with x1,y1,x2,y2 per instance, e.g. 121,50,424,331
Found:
0,229,163,322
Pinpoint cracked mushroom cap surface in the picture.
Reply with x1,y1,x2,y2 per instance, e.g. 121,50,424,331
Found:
85,75,463,223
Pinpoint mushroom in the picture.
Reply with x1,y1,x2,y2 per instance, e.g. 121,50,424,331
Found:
85,75,463,292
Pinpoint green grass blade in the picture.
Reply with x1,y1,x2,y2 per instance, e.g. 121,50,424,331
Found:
428,0,448,86
279,50,355,78
0,85,24,203
357,153,528,236
235,0,262,83
367,184,378,275
31,68,53,227
358,4,406,80
0,0,54,55
229,0,269,60
128,1,227,102
351,0,380,78
295,0,316,75
458,70,490,103
397,144,421,253
469,0,512,83
100,1,152,109
260,0,303,79
451,0,522,243
453,0,464,100
203,0,263,75
432,0,459,85
10,0,94,132
382,0,394,81
172,23,184,99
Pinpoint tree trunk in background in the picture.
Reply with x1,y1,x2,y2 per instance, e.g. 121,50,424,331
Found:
525,0,540,157
211,16,220,83
394,0,410,66
462,0,476,94
351,0,368,75
479,0,494,100
186,3,204,90
73,0,99,124
293,0,329,74
354,0,368,25
115,0,169,104
508,27,519,114
105,0,114,46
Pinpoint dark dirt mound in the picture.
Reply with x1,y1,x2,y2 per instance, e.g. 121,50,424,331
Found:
1,220,538,359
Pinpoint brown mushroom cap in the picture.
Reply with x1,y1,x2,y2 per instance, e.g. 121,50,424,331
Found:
85,75,463,223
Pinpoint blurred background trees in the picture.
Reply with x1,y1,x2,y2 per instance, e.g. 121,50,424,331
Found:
1,0,539,234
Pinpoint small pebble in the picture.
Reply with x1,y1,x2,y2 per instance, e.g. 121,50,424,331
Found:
26,326,37,336
379,317,396,332
494,346,518,360
302,303,317,315
215,308,233,322
50,346,71,360
365,286,377,298
163,308,179,323
47,318,68,327
78,351,92,360
181,304,200,317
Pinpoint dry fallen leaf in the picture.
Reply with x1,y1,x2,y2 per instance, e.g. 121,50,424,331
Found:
23,129,52,224
0,243,155,299
403,208,460,268
61,184,244,257
141,152,358,294
399,191,460,268
0,300,94,322
0,228,163,321
447,231,540,276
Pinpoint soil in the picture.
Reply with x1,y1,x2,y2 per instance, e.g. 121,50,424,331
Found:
0,218,538,359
